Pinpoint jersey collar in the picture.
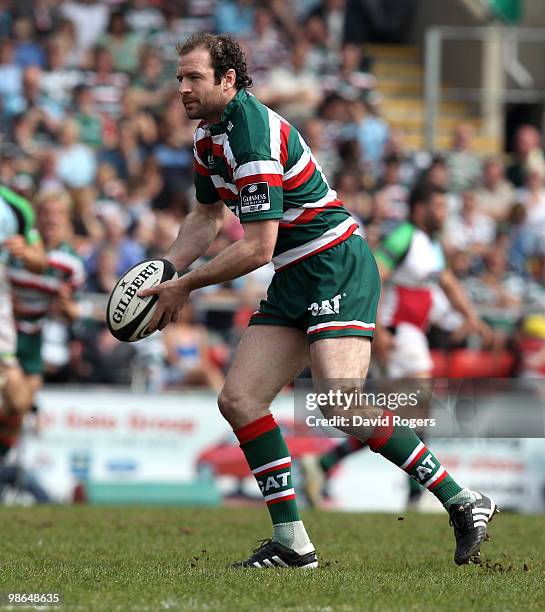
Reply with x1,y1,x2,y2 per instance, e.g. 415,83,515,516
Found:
209,88,247,135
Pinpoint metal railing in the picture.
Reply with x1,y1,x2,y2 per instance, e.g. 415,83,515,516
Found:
424,26,545,150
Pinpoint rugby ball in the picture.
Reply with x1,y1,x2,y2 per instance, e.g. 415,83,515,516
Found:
106,259,177,342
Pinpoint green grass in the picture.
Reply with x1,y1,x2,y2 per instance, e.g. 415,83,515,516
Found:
0,506,543,611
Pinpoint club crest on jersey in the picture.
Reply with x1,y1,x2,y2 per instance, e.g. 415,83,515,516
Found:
240,182,270,213
308,294,342,316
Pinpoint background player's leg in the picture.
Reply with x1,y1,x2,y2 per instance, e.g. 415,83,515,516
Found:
219,325,315,560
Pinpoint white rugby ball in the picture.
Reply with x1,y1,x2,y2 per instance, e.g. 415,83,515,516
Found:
106,259,177,342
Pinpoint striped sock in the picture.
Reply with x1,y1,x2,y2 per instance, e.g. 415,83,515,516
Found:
368,410,463,506
235,414,312,552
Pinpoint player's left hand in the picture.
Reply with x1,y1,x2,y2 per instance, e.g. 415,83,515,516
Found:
138,278,190,332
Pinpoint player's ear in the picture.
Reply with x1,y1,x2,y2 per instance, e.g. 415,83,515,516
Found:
223,68,236,90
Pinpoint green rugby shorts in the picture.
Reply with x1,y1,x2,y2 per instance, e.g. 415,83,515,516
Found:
249,234,380,343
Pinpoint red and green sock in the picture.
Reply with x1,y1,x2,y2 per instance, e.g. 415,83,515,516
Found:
235,413,312,553
368,410,464,507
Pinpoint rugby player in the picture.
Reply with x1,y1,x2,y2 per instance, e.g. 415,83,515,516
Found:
139,33,497,568
8,190,85,405
0,184,46,416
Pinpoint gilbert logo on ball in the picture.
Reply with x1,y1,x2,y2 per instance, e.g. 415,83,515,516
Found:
106,259,177,342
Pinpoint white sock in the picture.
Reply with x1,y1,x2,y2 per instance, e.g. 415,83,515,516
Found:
273,520,314,555
444,488,478,509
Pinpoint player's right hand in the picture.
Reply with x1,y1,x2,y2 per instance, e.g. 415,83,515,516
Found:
2,235,27,258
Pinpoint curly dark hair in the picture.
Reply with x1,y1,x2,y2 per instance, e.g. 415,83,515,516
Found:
176,33,253,90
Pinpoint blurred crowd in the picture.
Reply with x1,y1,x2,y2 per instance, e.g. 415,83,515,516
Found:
1,0,545,390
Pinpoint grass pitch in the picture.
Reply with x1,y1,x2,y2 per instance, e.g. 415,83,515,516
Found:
0,506,543,611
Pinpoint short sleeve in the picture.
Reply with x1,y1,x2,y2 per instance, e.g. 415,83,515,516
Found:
233,156,284,222
194,160,219,205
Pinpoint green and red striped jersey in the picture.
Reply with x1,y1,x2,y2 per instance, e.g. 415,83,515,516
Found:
8,242,85,335
193,89,360,271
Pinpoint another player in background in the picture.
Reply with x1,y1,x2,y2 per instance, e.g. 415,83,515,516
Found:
300,185,493,508
8,189,85,407
138,34,497,568
0,184,46,416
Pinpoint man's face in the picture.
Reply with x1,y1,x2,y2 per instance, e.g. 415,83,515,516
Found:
38,200,69,246
177,48,226,122
424,193,447,233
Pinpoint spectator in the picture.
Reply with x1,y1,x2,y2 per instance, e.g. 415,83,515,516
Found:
475,157,515,223
346,96,389,177
383,127,431,188
13,17,46,68
501,203,531,278
149,4,189,77
55,119,97,188
98,9,142,75
153,95,194,194
463,246,524,344
146,211,178,260
215,0,255,37
322,42,375,99
21,0,62,39
335,169,371,227
126,0,165,40
72,84,103,149
446,122,482,194
373,154,409,234
98,119,143,182
53,18,80,69
516,168,545,242
421,155,461,217
309,0,350,51
71,186,103,251
0,40,23,114
84,45,129,120
60,0,109,64
255,40,322,127
41,35,84,111
443,191,496,262
132,47,171,112
162,303,225,393
507,124,545,188
0,0,12,38
7,65,63,132
119,89,159,150
85,202,145,278
85,243,118,294
243,6,290,86
303,116,341,180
